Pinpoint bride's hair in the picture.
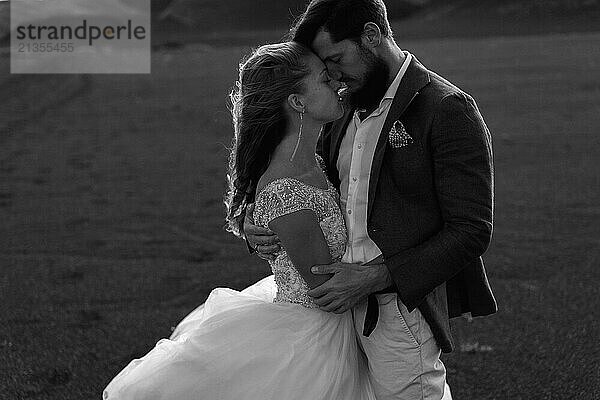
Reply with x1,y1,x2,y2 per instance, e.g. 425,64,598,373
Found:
225,41,311,237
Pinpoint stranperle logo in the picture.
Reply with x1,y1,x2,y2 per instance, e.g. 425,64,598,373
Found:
15,19,147,46
11,0,150,74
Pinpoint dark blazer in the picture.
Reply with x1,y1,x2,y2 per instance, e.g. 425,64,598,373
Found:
318,55,497,353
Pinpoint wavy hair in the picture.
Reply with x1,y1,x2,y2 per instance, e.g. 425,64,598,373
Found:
290,0,393,46
224,42,311,237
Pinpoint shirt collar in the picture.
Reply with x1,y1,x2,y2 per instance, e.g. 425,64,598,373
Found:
355,51,412,118
383,51,412,101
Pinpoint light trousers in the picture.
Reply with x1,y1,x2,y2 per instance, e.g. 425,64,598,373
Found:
352,293,452,400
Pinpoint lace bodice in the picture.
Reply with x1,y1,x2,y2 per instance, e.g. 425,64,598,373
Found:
253,157,347,308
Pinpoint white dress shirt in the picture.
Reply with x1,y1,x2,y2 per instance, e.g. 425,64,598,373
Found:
337,52,412,264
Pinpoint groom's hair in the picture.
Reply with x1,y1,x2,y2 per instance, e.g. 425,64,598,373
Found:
290,0,393,46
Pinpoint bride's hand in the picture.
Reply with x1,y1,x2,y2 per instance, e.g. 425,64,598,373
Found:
244,204,281,261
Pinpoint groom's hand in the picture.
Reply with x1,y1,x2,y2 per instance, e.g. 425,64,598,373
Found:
308,262,393,314
244,204,281,261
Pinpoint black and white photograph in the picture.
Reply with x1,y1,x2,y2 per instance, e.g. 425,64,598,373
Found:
1,0,599,399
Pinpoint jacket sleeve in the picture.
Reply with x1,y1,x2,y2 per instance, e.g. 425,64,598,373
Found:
386,92,494,312
237,210,256,254
244,236,255,254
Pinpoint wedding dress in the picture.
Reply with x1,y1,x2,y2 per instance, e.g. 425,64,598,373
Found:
102,161,375,399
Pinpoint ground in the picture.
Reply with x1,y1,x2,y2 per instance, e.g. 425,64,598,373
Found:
1,14,599,400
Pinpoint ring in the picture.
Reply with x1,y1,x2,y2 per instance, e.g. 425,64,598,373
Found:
254,243,261,252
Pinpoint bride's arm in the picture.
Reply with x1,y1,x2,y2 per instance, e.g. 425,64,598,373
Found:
268,209,333,289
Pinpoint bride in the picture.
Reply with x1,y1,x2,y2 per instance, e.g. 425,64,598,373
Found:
102,41,375,399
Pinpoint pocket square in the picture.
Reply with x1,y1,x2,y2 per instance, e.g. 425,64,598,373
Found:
388,120,413,148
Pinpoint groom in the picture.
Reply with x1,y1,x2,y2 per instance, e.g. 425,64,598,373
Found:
244,0,497,399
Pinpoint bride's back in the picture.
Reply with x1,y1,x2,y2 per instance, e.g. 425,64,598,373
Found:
252,165,347,308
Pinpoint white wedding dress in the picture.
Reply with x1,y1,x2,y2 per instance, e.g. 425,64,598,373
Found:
103,167,376,399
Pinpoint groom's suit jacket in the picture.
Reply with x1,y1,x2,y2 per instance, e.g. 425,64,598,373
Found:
318,55,497,353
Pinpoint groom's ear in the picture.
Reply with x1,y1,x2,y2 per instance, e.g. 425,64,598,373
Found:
361,22,382,48
287,94,306,114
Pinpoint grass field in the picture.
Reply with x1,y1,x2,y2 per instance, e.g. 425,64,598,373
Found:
1,29,600,399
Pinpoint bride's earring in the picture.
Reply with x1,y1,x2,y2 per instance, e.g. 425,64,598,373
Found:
289,110,304,162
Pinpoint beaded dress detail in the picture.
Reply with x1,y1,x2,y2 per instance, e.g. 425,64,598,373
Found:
253,156,347,308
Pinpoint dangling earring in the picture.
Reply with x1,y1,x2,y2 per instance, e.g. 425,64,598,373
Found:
289,110,304,162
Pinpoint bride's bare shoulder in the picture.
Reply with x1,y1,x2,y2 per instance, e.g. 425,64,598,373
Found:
255,166,294,197
255,176,277,197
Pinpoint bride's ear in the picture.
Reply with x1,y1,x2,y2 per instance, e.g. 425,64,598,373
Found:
287,94,306,114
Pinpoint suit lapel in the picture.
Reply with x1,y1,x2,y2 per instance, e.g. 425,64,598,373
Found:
367,56,432,219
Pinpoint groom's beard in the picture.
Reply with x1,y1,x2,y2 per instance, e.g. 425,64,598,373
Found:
348,46,390,112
